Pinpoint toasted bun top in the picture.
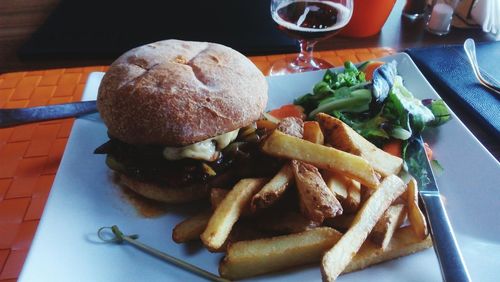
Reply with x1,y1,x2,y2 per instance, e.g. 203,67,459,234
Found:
97,39,268,146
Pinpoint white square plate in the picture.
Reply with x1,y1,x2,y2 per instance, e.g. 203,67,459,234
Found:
19,53,500,282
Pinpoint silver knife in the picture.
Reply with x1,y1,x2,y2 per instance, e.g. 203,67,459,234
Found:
0,100,97,128
406,136,471,282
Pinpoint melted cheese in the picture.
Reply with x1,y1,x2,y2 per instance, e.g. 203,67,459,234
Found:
163,129,239,161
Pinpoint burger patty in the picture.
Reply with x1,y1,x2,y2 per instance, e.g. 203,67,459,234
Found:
94,136,281,188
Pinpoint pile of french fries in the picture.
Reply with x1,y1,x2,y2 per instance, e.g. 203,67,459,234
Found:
172,113,432,281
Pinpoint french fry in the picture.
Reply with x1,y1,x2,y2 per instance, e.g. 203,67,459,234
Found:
345,179,361,213
211,187,256,217
407,178,429,240
317,113,403,177
370,204,407,250
324,172,360,213
292,160,343,223
172,210,212,243
201,178,267,251
219,226,432,280
344,226,432,273
303,121,324,144
321,175,406,281
323,172,348,200
219,227,342,280
261,130,380,188
251,163,294,211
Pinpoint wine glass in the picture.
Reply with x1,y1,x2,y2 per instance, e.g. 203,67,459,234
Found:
269,0,354,75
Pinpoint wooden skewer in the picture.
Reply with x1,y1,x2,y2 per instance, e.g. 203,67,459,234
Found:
98,225,229,282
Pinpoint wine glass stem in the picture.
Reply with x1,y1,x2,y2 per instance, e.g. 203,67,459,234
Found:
295,40,318,67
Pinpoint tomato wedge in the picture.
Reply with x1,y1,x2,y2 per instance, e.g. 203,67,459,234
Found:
268,104,306,120
382,139,402,158
362,61,385,81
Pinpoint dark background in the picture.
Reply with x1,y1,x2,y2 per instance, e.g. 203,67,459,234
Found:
18,0,297,60
0,0,495,73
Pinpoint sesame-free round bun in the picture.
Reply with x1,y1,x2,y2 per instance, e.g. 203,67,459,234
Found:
97,39,268,146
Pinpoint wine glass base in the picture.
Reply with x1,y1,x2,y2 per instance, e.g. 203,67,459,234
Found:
269,57,333,76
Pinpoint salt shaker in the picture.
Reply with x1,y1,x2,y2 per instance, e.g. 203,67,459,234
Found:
426,0,461,35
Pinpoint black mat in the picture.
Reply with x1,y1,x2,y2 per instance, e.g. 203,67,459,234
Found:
19,0,297,60
406,42,500,139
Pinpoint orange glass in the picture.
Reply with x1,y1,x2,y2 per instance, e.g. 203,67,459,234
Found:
339,0,396,37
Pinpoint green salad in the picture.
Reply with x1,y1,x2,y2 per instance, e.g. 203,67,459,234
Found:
294,61,451,154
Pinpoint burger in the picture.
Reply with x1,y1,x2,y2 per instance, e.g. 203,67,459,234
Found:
94,40,269,203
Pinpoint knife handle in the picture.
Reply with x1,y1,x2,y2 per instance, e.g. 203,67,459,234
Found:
0,101,97,128
421,193,471,282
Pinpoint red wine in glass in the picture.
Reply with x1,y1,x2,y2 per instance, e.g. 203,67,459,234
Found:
269,0,353,75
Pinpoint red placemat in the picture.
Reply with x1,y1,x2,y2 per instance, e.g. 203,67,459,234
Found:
0,48,394,281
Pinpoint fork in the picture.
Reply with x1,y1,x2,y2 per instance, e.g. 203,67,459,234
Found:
463,38,500,95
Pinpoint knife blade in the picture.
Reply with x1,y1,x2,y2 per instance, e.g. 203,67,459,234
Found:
406,136,471,282
0,100,97,128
